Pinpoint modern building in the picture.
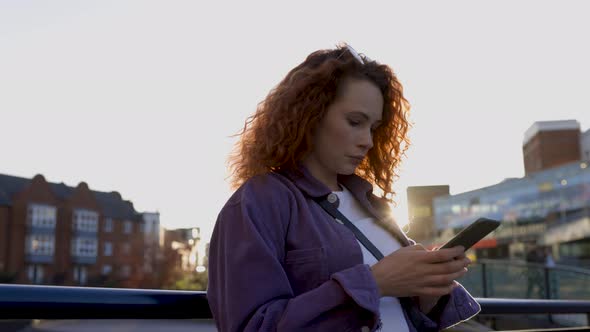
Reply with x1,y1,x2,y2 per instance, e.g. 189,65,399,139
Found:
523,120,582,175
406,185,450,243
407,121,590,262
433,160,590,261
0,173,161,288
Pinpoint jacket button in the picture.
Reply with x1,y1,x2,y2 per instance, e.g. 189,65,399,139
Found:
327,193,338,204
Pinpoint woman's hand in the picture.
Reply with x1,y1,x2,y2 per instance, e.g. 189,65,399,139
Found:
417,249,471,313
370,244,470,298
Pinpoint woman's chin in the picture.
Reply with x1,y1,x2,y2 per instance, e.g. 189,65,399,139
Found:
338,166,357,175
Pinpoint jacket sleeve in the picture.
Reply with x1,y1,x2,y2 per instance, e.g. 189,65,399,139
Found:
207,177,381,332
403,239,481,330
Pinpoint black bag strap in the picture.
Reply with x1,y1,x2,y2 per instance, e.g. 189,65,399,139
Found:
314,195,439,331
314,196,384,261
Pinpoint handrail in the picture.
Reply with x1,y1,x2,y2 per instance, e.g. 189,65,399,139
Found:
477,298,590,315
1,284,590,320
478,259,590,276
0,284,211,319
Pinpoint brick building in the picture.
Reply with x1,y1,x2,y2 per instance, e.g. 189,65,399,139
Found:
523,120,582,175
582,128,590,161
0,173,161,288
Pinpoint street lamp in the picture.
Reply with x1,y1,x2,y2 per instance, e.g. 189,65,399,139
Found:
559,179,567,223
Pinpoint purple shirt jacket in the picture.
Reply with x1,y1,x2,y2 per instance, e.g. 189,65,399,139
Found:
208,167,480,331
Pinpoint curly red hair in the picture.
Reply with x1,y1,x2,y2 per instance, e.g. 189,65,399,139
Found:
228,45,411,201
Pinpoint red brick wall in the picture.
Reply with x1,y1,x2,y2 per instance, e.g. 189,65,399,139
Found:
4,174,151,288
9,201,29,283
524,129,581,175
11,175,60,283
0,206,8,272
95,217,146,288
59,182,101,285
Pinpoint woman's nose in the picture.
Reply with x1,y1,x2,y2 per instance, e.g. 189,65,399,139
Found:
359,129,374,149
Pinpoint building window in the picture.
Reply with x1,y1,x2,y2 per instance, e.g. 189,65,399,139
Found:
73,265,87,285
27,265,44,284
123,221,133,234
104,218,113,233
27,204,57,228
120,265,131,278
102,265,112,275
103,242,113,256
143,263,152,273
71,237,98,257
72,209,98,233
25,235,55,256
146,220,153,233
122,243,131,255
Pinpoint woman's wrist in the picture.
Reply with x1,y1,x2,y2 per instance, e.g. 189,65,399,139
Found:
369,265,385,297
417,295,440,314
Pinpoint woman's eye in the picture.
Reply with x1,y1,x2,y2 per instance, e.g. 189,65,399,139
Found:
348,119,361,126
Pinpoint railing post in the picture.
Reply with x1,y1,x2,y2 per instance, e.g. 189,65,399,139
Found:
481,262,488,298
544,267,554,324
544,267,551,299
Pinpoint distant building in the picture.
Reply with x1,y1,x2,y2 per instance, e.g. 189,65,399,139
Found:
161,227,208,286
523,120,581,175
581,128,590,161
141,212,161,286
433,160,590,261
429,120,590,263
0,173,161,288
406,185,450,243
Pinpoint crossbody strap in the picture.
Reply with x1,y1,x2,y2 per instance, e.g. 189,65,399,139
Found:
314,195,439,331
314,196,384,261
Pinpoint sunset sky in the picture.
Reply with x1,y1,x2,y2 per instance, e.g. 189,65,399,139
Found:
2,0,590,243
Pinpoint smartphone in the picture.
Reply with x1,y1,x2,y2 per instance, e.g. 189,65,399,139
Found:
440,217,501,251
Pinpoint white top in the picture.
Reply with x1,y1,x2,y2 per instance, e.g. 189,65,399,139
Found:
333,186,409,332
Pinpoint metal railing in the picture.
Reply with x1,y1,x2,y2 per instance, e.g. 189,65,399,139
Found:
0,284,211,320
459,259,590,300
2,283,590,331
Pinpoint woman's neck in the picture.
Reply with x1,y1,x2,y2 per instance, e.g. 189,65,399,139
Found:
302,158,339,191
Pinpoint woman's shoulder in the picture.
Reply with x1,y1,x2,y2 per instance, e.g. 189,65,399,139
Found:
217,172,297,236
227,172,297,206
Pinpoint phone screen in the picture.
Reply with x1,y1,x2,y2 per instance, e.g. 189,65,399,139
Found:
440,217,501,251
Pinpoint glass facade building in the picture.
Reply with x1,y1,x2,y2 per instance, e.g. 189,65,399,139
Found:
434,161,590,231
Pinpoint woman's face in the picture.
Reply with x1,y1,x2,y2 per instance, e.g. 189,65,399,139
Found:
304,77,384,189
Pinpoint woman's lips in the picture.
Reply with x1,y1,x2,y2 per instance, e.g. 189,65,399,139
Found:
348,156,364,163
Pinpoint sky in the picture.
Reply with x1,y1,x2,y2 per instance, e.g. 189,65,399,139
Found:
1,0,590,244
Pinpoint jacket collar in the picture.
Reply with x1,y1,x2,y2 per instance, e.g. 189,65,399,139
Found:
280,164,373,199
279,164,410,246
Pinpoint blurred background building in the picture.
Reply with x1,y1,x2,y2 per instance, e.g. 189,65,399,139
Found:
408,120,590,266
405,185,449,243
161,227,208,290
0,173,210,290
523,120,582,175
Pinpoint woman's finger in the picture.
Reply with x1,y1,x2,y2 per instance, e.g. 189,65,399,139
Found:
422,268,468,287
416,284,456,297
423,246,465,263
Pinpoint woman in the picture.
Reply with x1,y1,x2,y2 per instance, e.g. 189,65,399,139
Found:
208,43,480,331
